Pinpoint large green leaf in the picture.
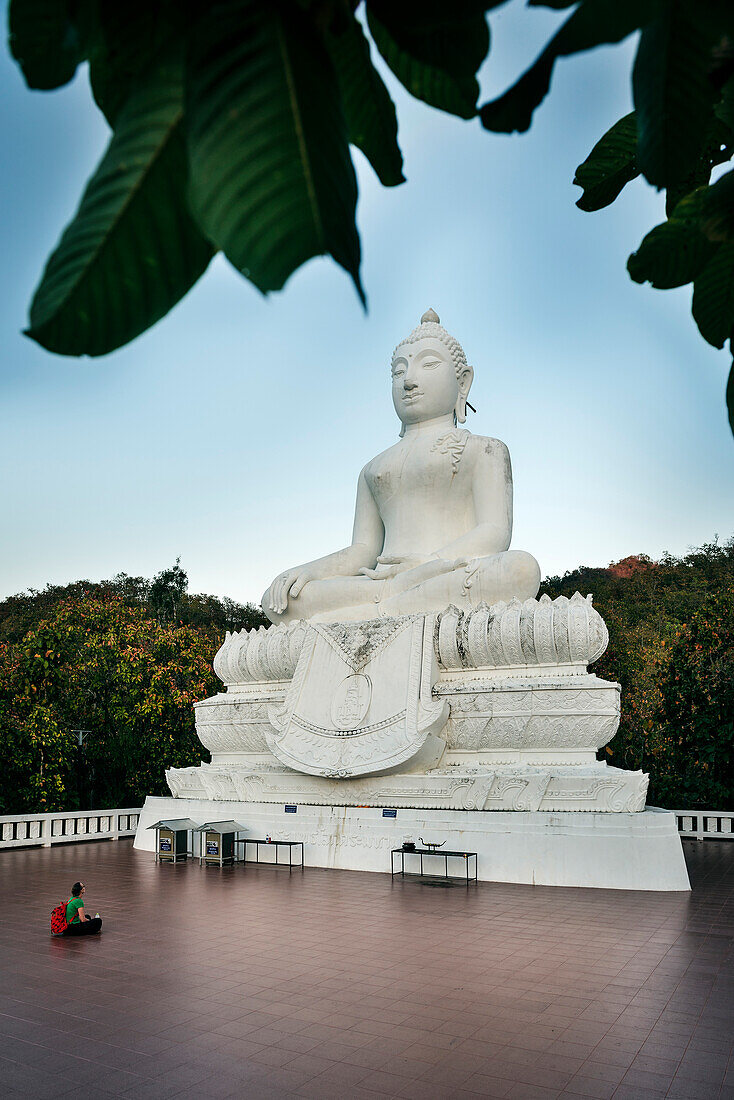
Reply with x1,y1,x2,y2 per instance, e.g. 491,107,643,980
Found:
627,190,718,290
327,15,404,188
366,1,491,120
186,0,363,302
632,1,716,188
574,112,639,211
701,168,734,243
664,117,734,216
26,58,213,357
715,75,734,134
692,242,734,348
481,0,656,134
85,2,184,127
8,0,82,90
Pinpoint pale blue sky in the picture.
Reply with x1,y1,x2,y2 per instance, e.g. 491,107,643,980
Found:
2,3,732,606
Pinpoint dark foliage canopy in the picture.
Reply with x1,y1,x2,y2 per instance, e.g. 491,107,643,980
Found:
9,1,734,431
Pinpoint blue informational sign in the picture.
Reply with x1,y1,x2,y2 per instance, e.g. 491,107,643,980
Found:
159,838,172,852
382,809,397,818
284,804,297,813
206,841,219,855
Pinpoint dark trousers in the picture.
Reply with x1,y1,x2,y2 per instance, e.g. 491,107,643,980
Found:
63,917,102,935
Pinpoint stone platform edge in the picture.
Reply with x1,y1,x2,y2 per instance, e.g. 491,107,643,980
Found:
134,796,690,891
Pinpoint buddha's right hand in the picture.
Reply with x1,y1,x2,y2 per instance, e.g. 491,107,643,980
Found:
263,566,318,615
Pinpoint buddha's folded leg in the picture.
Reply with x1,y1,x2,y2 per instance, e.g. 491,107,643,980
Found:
269,575,388,624
467,550,540,605
378,550,540,617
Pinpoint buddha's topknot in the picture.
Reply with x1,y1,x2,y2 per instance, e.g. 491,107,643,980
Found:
391,309,468,378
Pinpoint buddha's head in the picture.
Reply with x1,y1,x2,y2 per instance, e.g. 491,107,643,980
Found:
391,309,474,433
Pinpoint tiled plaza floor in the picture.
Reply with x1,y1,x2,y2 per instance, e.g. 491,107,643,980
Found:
0,838,732,1100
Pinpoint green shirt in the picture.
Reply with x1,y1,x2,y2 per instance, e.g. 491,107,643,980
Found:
66,896,84,924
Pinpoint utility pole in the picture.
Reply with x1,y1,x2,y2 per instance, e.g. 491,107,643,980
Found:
71,729,92,808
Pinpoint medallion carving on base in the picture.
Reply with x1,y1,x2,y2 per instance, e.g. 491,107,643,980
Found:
331,674,372,729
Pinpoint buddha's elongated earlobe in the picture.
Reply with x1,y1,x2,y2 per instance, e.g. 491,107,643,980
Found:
455,364,474,426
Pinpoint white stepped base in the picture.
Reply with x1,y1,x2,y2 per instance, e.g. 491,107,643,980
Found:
167,761,648,813
135,796,690,891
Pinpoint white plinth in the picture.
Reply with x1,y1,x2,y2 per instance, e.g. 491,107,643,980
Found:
135,796,690,891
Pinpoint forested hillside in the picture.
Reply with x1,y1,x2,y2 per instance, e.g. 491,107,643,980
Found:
0,559,267,645
0,543,731,814
0,562,267,813
541,539,733,809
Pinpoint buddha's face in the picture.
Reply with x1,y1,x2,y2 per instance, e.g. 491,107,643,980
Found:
391,337,467,426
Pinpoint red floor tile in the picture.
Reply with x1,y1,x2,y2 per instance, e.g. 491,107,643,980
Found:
0,837,732,1098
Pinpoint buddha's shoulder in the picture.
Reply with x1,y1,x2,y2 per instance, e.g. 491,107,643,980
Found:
437,431,509,464
361,432,509,477
468,433,510,460
362,439,403,476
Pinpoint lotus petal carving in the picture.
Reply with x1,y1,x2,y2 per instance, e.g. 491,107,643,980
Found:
212,594,609,688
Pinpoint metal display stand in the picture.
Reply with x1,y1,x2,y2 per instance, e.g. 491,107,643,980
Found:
194,820,247,866
237,839,304,872
147,818,199,863
391,847,478,886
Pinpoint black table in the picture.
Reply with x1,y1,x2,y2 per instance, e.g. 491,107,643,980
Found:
391,847,477,886
237,839,304,872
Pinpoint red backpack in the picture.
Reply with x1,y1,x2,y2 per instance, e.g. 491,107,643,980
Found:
50,901,68,935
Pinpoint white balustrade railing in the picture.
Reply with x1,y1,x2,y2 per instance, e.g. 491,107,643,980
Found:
674,810,734,840
0,808,141,849
1,806,730,848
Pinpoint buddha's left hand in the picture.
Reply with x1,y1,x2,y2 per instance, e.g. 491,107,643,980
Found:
389,556,469,593
358,554,427,579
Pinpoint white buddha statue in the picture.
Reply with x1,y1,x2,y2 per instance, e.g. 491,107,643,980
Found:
262,310,540,624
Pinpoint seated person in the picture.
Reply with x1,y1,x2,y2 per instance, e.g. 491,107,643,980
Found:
263,310,540,624
63,881,102,935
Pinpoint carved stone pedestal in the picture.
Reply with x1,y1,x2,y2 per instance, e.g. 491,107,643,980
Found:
168,595,648,813
133,596,690,889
